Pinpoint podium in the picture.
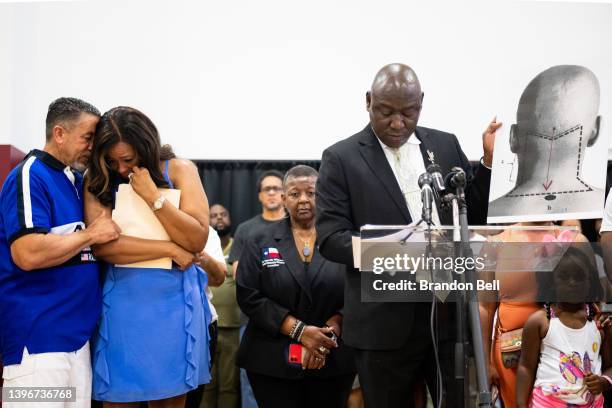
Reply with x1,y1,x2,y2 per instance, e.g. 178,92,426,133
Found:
357,224,581,407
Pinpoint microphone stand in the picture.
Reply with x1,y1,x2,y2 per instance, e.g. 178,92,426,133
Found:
441,169,492,408
419,182,444,408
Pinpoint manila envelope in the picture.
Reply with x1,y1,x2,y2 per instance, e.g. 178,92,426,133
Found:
112,183,181,269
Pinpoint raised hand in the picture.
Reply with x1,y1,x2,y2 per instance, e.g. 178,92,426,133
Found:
482,117,502,168
129,166,159,206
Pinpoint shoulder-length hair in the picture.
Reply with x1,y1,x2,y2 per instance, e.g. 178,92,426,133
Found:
87,106,175,206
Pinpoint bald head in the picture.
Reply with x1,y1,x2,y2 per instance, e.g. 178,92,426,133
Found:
367,63,424,148
516,65,600,142
371,63,422,96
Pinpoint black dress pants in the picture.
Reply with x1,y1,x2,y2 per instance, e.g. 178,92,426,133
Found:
355,303,457,408
247,371,354,408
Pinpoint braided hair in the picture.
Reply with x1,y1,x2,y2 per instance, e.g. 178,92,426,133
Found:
544,302,597,321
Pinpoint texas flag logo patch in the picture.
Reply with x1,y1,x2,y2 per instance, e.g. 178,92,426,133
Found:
262,247,285,268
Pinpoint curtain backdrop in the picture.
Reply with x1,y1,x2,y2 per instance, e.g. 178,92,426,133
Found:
195,160,320,232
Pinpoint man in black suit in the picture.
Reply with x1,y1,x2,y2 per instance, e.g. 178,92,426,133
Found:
315,63,499,407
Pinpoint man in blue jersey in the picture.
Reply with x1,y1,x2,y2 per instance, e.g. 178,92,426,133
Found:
0,97,121,407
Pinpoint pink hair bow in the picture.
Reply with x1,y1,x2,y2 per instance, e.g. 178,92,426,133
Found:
540,229,575,257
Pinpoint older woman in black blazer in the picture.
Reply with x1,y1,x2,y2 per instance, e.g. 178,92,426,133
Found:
236,165,355,408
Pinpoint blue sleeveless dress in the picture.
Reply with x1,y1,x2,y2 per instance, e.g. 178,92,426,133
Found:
92,161,212,402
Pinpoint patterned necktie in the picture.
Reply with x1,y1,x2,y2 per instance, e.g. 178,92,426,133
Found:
392,147,449,300
391,147,440,225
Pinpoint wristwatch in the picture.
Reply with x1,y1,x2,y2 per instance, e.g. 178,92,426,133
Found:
151,195,166,212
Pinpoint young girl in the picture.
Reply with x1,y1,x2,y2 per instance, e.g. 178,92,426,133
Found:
516,245,612,407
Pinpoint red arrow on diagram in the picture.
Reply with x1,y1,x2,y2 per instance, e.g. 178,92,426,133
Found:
542,130,554,191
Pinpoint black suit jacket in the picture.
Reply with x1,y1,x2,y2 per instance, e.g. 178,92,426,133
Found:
315,124,491,350
236,218,355,379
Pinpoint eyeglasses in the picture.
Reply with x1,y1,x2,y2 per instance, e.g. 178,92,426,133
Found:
261,186,283,193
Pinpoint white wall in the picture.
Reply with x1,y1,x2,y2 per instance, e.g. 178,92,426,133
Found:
2,0,612,160
0,5,16,145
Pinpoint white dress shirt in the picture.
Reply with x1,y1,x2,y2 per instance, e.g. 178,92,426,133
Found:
601,190,612,232
204,226,225,323
377,135,441,225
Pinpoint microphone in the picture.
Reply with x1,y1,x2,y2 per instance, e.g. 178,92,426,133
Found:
426,164,445,194
444,167,467,190
418,172,434,225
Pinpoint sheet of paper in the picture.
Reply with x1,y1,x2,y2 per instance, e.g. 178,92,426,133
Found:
352,235,361,270
487,65,608,223
112,184,181,269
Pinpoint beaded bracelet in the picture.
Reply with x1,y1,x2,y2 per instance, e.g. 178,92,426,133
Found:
289,319,300,338
289,319,303,340
290,320,305,341
296,323,307,343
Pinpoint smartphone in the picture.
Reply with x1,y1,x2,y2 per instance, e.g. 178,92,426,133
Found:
288,343,302,364
328,331,338,344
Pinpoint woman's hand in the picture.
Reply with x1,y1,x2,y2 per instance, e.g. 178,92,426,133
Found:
596,312,612,329
299,326,337,359
325,315,342,338
326,322,341,339
489,361,500,388
129,166,159,206
171,243,198,270
302,348,325,370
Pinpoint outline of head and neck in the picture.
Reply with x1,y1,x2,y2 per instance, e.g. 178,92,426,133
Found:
509,65,601,193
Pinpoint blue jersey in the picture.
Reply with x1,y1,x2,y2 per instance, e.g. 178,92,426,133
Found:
0,149,101,365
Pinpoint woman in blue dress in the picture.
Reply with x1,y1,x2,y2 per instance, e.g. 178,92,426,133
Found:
84,106,212,407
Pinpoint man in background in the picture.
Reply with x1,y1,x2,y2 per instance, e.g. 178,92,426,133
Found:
229,170,285,408
201,204,240,408
228,170,285,276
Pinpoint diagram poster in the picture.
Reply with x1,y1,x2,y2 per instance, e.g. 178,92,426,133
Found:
488,65,609,224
